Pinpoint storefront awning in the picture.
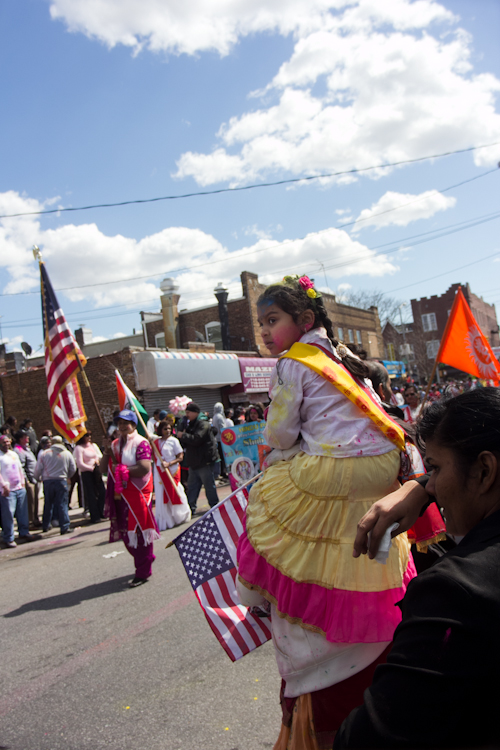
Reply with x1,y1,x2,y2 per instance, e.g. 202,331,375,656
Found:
133,350,242,390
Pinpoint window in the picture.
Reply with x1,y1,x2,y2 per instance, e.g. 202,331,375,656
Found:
205,321,222,349
348,329,354,343
426,340,440,359
356,330,362,345
155,332,166,348
421,313,438,332
338,327,344,341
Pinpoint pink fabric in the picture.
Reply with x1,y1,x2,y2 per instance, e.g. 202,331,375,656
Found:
74,443,100,472
237,532,416,644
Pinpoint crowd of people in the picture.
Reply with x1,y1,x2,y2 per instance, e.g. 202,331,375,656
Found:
2,277,500,745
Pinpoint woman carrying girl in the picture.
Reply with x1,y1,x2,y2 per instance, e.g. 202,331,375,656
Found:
237,275,416,749
153,420,191,530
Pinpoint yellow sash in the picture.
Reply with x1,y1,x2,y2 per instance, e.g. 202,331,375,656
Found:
282,343,406,452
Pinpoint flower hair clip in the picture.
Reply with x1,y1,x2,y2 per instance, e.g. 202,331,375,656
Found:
336,342,349,359
282,274,322,303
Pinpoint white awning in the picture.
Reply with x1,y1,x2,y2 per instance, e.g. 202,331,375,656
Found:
133,350,242,390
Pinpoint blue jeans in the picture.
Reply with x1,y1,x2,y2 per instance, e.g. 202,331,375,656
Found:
43,479,70,534
187,463,220,513
0,488,29,543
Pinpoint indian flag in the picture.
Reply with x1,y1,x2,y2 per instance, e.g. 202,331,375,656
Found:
115,369,149,437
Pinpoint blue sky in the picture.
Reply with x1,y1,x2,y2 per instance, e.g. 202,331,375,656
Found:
1,0,499,355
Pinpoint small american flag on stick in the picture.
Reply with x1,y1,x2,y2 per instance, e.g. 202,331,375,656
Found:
171,488,271,661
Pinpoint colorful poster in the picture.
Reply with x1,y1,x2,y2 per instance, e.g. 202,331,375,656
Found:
220,422,271,486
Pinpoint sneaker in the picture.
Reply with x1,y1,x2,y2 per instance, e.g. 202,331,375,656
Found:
5,541,17,548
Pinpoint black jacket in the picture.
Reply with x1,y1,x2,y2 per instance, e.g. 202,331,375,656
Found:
180,416,219,470
334,508,500,749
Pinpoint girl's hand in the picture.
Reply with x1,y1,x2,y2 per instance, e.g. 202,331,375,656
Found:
161,460,169,470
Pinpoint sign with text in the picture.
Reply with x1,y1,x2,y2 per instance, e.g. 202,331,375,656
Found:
220,421,271,485
239,358,276,393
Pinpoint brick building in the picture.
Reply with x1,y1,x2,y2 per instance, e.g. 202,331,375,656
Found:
141,271,384,358
382,283,500,381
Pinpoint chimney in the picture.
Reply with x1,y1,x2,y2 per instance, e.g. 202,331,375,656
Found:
160,278,180,349
214,282,230,350
75,326,93,347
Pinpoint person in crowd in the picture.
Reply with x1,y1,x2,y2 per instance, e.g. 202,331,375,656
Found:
0,434,34,547
100,409,159,588
37,434,52,455
152,420,191,529
237,275,415,749
245,403,264,422
73,431,105,524
234,406,246,424
34,435,75,535
20,418,38,454
13,429,40,528
107,410,120,439
392,386,404,406
336,388,500,748
1,416,18,439
224,408,234,426
402,383,423,423
177,402,220,516
146,409,161,438
212,402,228,479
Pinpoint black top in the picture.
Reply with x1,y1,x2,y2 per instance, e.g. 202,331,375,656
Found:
179,416,219,470
334,508,500,748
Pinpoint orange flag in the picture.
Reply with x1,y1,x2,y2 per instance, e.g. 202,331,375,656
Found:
437,287,500,381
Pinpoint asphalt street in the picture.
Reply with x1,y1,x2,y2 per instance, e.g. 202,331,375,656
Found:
0,490,281,750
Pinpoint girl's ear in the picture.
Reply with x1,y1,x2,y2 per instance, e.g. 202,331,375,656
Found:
298,309,316,331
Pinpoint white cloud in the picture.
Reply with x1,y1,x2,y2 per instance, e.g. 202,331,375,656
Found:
174,2,500,185
0,191,398,319
49,0,345,57
353,189,456,229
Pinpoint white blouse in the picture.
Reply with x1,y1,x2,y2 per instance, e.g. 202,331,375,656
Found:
264,328,395,459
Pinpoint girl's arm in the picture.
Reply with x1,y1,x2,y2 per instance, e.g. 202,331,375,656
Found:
264,361,303,449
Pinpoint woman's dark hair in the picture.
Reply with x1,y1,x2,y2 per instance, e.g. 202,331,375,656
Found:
76,433,90,445
245,404,264,422
156,419,172,437
417,388,500,472
13,430,28,444
258,282,369,380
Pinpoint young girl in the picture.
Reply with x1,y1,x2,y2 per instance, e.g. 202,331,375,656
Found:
153,420,191,530
237,275,416,749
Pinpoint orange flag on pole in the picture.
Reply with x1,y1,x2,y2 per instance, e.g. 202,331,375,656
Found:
437,287,500,381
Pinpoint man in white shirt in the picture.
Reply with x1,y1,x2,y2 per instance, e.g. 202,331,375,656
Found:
0,434,34,548
146,409,161,438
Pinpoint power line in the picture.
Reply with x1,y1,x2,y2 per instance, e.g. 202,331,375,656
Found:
0,142,498,220
1,167,498,299
386,249,500,294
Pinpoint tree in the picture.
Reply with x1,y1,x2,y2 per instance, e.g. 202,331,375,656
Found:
336,288,407,328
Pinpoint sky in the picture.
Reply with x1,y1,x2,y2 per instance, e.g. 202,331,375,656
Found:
1,0,499,356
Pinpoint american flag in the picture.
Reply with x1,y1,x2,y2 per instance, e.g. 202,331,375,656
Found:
40,262,88,442
172,489,272,661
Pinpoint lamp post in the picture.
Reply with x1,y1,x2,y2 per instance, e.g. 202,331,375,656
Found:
214,282,231,351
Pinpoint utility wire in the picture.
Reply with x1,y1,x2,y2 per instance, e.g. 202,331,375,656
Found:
1,167,497,298
0,141,498,219
386,249,500,294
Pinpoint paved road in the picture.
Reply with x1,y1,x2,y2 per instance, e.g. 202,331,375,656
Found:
0,492,281,750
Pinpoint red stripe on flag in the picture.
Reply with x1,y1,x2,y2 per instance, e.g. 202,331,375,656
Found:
216,571,263,649
201,577,250,657
218,502,241,548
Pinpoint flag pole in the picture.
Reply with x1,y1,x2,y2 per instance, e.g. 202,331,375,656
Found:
75,357,108,438
115,368,183,501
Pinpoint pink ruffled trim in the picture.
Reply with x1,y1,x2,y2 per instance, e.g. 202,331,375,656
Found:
237,532,417,644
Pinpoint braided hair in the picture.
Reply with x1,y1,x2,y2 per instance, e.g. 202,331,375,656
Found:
257,280,369,380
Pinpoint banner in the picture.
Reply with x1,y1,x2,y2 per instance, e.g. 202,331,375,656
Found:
220,422,271,486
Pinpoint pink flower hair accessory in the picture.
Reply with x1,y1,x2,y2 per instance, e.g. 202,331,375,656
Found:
298,275,315,291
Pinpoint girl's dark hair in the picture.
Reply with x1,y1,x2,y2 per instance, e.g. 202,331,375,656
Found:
258,282,369,380
417,388,500,472
245,403,264,421
156,419,172,437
